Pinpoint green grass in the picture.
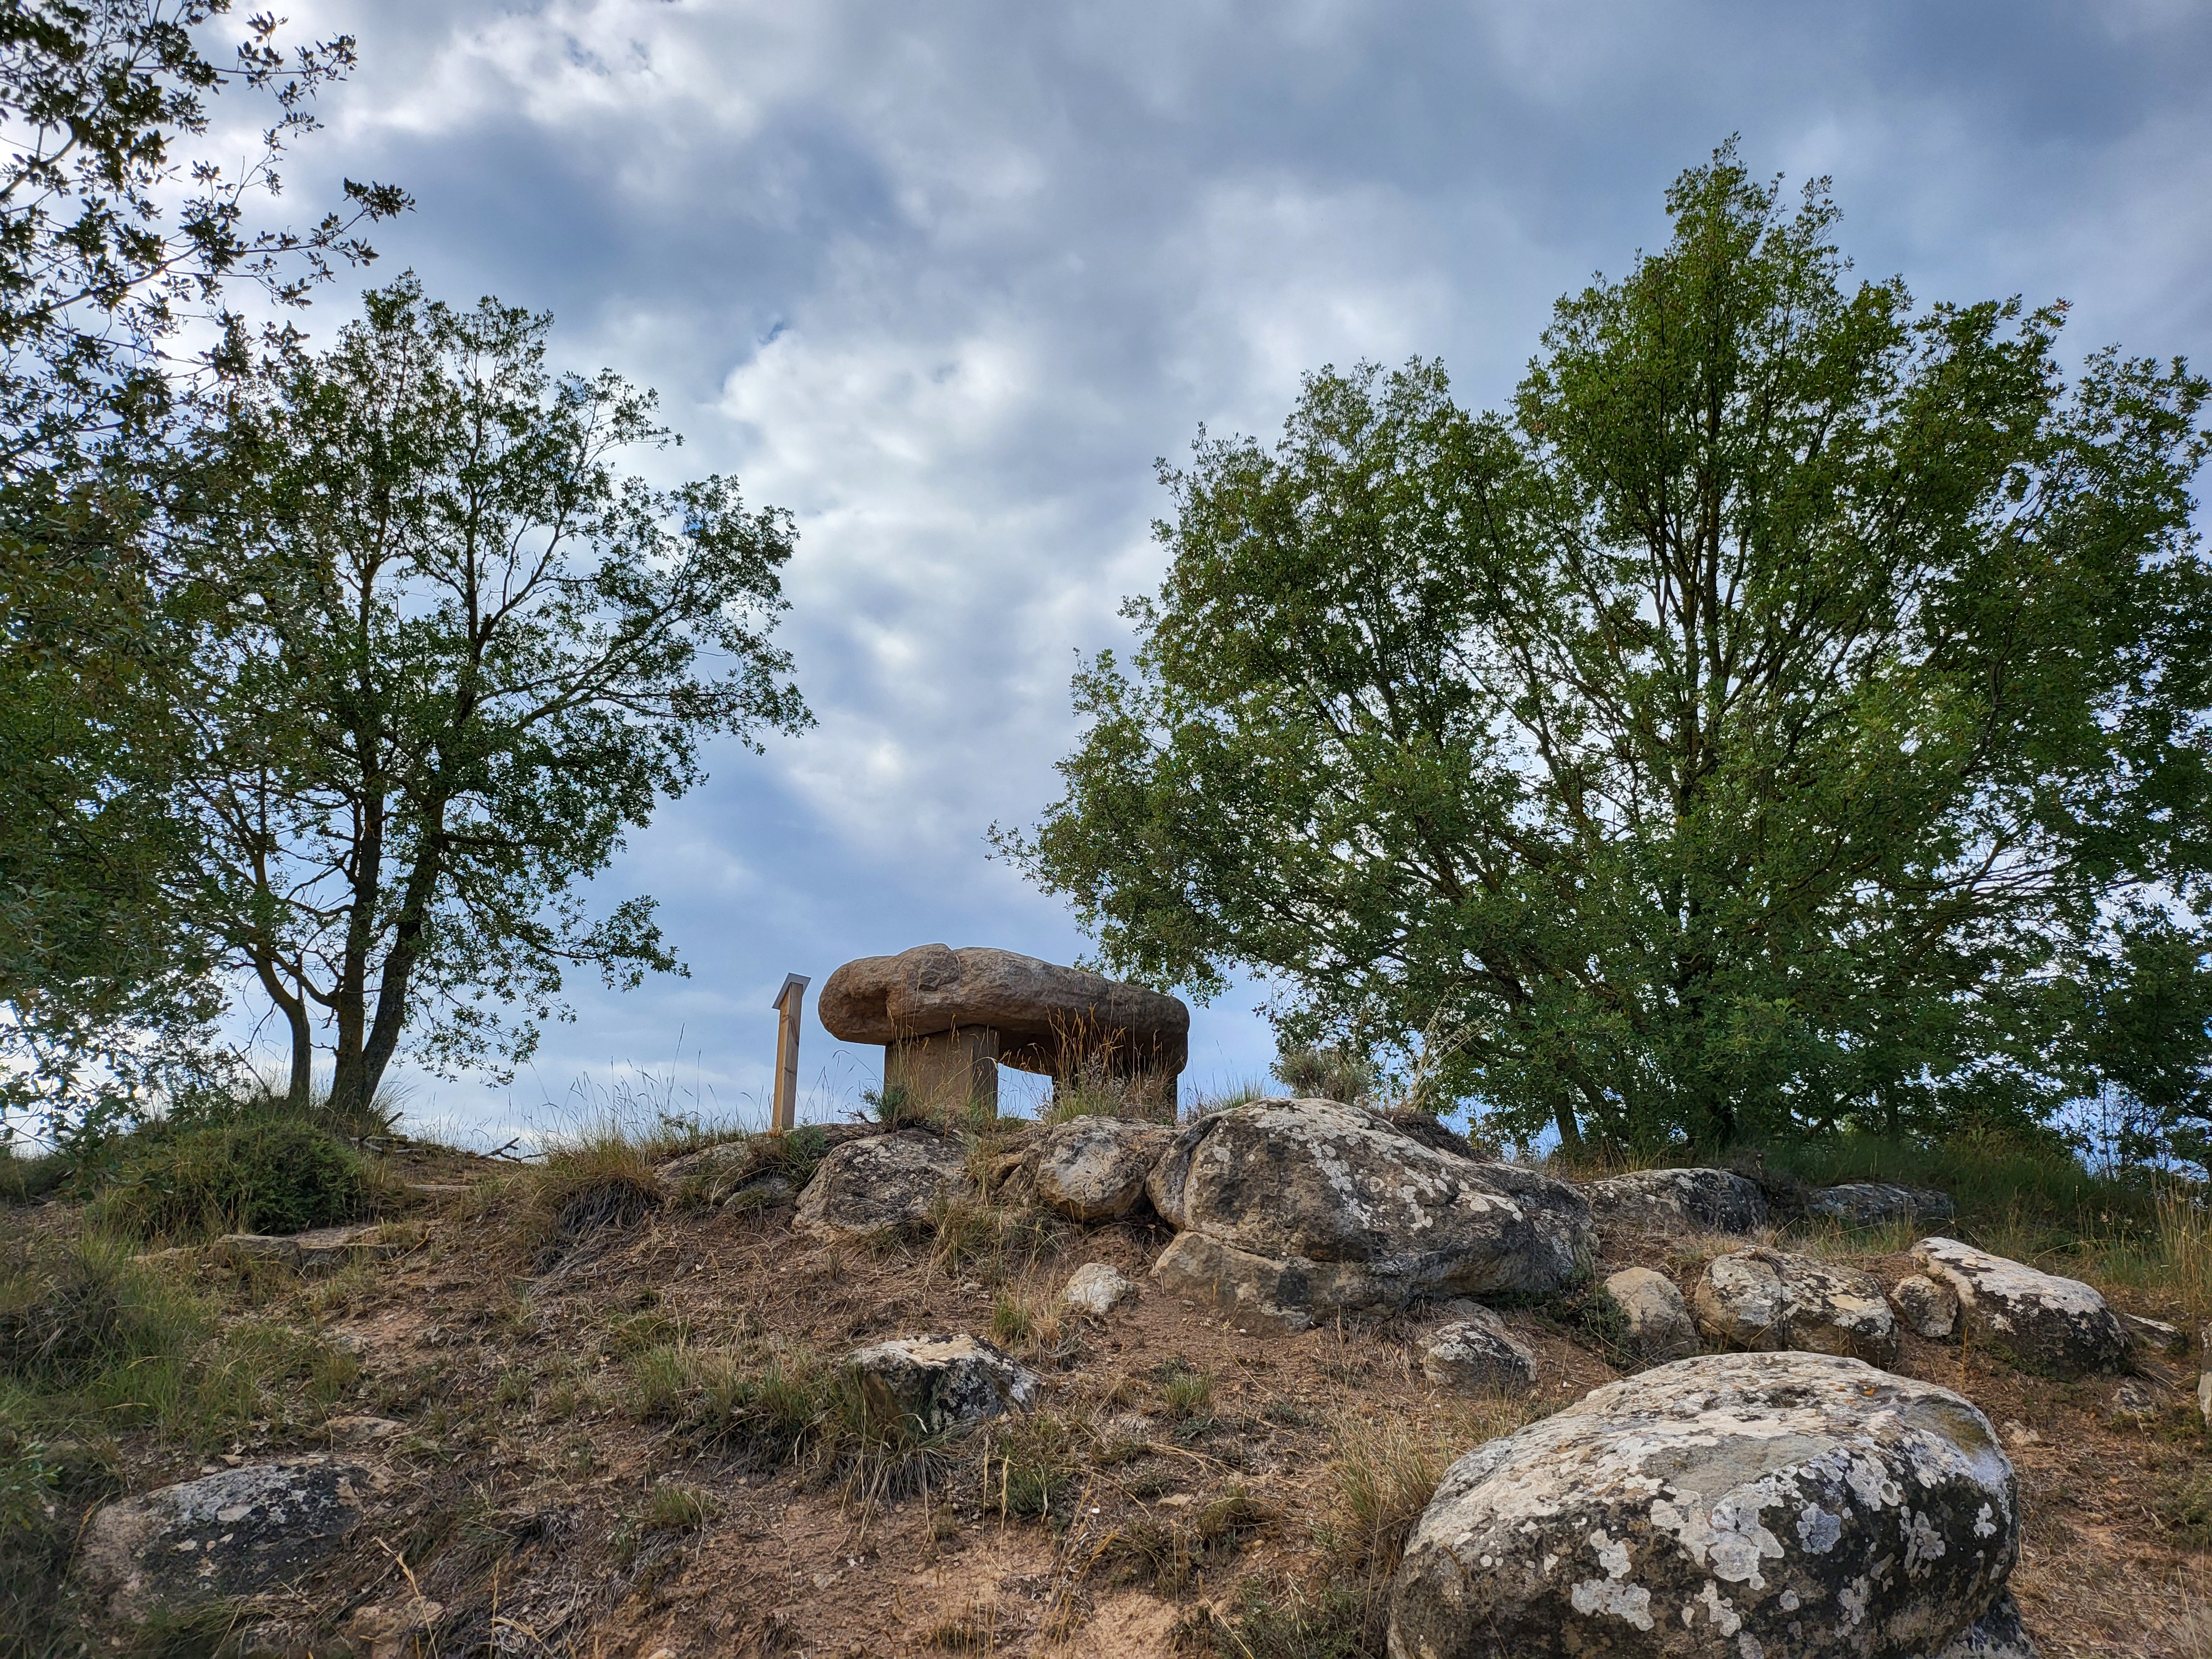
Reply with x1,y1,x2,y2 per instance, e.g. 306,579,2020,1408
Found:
86,1115,375,1241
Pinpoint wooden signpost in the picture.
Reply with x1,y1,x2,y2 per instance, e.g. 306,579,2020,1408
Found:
771,973,810,1133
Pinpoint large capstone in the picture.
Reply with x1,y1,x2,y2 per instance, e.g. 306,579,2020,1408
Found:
818,944,1189,1114
1387,1352,2021,1659
73,1459,370,1623
846,1334,1041,1436
1580,1168,1769,1236
792,1129,974,1240
1145,1098,1594,1331
1030,1115,1169,1222
1692,1248,1900,1367
1909,1238,2130,1379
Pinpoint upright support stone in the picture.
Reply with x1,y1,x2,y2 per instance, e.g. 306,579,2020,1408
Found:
771,973,809,1133
885,1025,1000,1117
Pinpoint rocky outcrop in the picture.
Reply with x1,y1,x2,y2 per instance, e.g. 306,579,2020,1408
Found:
1601,1266,1698,1364
212,1224,416,1274
1145,1098,1594,1331
1691,1248,1900,1366
1387,1352,2020,1659
1419,1305,1537,1394
1031,1117,1168,1222
73,1458,370,1622
1805,1181,1956,1228
1580,1167,1768,1235
1909,1238,2130,1379
1061,1261,1136,1317
846,1335,1040,1435
793,1130,973,1240
1892,1274,1960,1339
2119,1312,2187,1358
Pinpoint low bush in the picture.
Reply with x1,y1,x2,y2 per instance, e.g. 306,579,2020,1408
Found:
0,1144,69,1204
88,1115,373,1241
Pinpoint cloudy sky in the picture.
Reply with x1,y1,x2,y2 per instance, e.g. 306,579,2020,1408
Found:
233,0,2212,1142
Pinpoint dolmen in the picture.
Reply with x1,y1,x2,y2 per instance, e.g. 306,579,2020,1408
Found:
819,944,1188,1114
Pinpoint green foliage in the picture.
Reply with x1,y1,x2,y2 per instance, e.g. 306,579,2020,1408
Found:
174,273,810,1114
88,1114,371,1240
1004,142,2212,1155
1272,1044,1375,1105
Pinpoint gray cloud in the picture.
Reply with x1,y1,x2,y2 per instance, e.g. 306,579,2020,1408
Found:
232,0,2211,1139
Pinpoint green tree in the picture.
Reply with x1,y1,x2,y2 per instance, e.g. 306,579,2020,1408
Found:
1002,147,2212,1154
0,1,405,1136
182,275,808,1115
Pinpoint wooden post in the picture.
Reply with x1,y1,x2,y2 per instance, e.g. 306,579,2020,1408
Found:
771,973,810,1133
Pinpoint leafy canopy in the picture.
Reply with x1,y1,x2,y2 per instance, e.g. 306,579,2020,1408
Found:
1003,146,2212,1154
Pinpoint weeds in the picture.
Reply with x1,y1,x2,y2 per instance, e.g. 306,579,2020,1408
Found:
1098,1482,1270,1594
926,1191,1062,1284
88,1115,374,1241
1198,1572,1370,1659
1155,1357,1214,1419
517,1130,662,1260
988,1410,1083,1520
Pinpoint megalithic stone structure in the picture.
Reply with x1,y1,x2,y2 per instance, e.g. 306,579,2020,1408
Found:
770,972,810,1133
818,945,1189,1118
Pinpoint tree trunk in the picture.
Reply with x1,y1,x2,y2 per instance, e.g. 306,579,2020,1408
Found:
351,814,447,1114
252,953,315,1110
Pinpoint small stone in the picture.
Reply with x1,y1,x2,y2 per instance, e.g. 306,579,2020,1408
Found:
846,1334,1040,1436
1891,1273,1960,1339
2118,1311,2187,1357
1061,1261,1136,1317
1600,1266,1697,1363
2107,1378,2161,1426
322,1415,405,1446
345,1597,445,1659
2197,1371,2211,1427
2001,1420,2042,1447
1419,1306,1537,1394
1031,1117,1169,1223
1692,1248,1899,1365
1579,1167,1768,1235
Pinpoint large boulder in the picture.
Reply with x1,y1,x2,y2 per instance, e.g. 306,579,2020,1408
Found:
1909,1238,2130,1379
1580,1168,1768,1236
73,1458,369,1623
793,1130,973,1240
1387,1351,2021,1659
1805,1182,1956,1228
1031,1116,1169,1222
1145,1098,1594,1331
846,1334,1040,1436
1603,1266,1699,1364
1691,1248,1900,1366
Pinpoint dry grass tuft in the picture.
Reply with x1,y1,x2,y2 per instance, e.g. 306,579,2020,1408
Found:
518,1130,662,1259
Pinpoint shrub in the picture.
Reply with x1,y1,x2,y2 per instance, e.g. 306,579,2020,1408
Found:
90,1117,372,1240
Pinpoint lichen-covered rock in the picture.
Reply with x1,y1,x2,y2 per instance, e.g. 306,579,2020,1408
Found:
1420,1306,1537,1394
846,1334,1040,1434
1386,1352,2020,1659
73,1458,369,1622
1032,1116,1168,1222
1144,1098,1593,1330
1692,1248,1900,1366
1806,1182,1957,1228
1580,1168,1768,1236
2117,1311,2187,1358
2198,1370,2211,1428
1892,1275,1960,1340
1911,1238,2130,1379
1062,1261,1136,1316
1603,1266,1698,1364
793,1129,973,1240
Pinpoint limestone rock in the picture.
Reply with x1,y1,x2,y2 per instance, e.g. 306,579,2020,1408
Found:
793,1130,973,1240
322,1415,405,1447
2198,1370,2211,1427
1144,1098,1594,1331
2107,1378,2161,1426
846,1335,1040,1435
1805,1181,1957,1227
1892,1273,1960,1339
73,1458,369,1623
1061,1261,1136,1317
1691,1248,1899,1365
1601,1266,1697,1363
1387,1352,2020,1659
1911,1238,2130,1379
1580,1167,1768,1236
1419,1306,1537,1393
1032,1117,1169,1223
2118,1311,2187,1358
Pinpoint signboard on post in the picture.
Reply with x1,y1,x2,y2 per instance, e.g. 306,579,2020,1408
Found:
771,973,810,1134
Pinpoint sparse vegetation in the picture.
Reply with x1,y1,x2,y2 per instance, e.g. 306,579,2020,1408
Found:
88,1114,375,1241
517,1130,663,1259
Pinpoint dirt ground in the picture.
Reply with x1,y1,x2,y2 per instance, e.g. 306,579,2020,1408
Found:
32,1135,2212,1658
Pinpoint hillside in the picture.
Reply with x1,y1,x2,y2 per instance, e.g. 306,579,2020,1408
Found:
4,1107,2209,1659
